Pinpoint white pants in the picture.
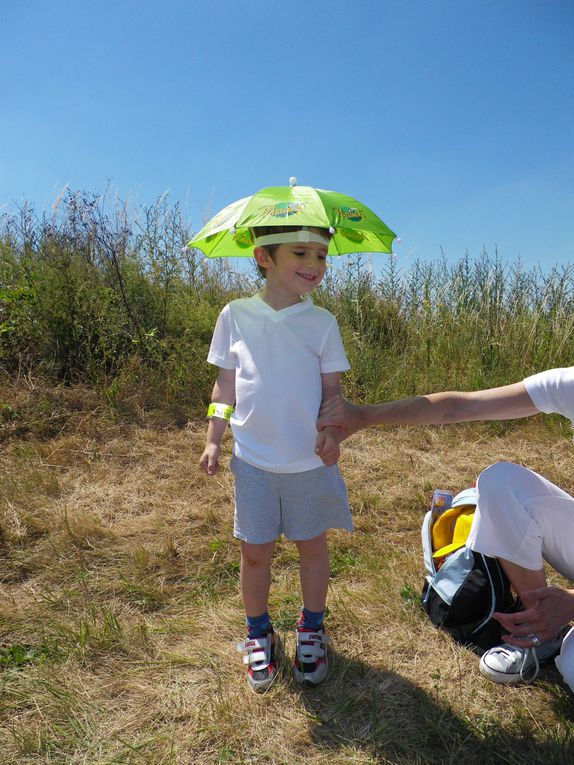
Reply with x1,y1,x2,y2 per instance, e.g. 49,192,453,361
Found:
467,461,574,692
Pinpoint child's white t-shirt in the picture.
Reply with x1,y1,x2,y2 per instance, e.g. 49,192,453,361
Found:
524,367,574,425
208,294,350,473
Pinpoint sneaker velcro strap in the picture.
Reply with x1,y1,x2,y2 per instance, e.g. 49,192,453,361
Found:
242,650,268,667
296,632,328,659
236,636,272,669
297,643,325,659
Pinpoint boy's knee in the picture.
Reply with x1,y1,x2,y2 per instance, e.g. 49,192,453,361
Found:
241,542,274,568
295,533,327,557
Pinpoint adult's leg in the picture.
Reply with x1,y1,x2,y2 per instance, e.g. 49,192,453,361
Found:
468,462,574,685
498,559,546,596
556,626,574,692
468,461,574,581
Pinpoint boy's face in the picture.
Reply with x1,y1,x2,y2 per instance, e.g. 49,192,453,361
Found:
255,236,328,297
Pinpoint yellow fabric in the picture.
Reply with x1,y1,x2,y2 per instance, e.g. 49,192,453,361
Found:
432,506,475,559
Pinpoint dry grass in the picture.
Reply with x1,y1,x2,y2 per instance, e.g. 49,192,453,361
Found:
1,385,574,764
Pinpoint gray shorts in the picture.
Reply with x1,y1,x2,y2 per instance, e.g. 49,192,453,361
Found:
230,456,353,544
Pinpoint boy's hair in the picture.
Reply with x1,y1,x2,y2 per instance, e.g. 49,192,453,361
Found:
252,225,332,279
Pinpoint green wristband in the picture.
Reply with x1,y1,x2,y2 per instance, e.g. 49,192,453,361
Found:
207,403,234,420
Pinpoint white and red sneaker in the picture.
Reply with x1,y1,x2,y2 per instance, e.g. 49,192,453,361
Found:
293,624,329,686
236,629,279,692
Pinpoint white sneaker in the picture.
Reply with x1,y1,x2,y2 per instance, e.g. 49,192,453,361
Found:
479,635,563,685
236,629,279,693
293,625,330,686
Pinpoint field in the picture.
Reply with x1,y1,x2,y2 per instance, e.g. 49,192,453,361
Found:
1,384,573,765
2,192,574,762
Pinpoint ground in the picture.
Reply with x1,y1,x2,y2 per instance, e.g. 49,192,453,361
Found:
1,387,573,764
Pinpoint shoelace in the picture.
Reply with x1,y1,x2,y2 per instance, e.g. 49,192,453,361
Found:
519,647,540,682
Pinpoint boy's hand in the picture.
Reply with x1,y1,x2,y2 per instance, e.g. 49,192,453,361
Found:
314,426,341,467
199,443,221,476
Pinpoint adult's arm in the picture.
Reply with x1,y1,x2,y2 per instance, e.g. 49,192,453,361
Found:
318,381,540,437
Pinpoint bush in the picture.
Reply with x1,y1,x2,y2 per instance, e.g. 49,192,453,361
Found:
2,190,574,421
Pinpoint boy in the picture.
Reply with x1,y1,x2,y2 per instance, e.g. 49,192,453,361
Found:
199,224,352,692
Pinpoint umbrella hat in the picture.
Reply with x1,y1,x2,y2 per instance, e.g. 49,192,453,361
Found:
187,179,397,258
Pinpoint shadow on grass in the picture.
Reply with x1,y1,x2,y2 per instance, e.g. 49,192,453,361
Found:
545,667,574,725
295,648,573,765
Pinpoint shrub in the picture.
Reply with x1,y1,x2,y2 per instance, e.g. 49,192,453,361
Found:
2,190,574,421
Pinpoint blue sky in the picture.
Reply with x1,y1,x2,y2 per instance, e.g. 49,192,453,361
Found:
1,0,573,273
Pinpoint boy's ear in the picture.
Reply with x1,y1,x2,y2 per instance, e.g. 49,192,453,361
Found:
254,246,273,271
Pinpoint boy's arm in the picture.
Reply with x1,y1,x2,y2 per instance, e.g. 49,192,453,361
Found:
199,367,236,476
315,371,344,466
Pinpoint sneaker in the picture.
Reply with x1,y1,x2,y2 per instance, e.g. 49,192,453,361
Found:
479,634,563,685
236,629,279,693
293,624,329,686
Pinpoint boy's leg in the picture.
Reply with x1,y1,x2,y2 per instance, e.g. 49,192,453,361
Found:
240,540,276,621
295,532,329,611
238,539,278,692
293,532,330,685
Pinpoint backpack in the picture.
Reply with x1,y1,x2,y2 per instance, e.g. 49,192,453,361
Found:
421,487,518,654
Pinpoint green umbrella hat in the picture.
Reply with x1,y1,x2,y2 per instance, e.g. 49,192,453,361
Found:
187,178,397,258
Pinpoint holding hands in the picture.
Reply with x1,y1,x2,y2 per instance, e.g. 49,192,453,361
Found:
318,394,363,439
314,426,341,467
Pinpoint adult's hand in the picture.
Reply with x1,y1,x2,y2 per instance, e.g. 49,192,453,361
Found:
317,394,363,438
493,587,574,647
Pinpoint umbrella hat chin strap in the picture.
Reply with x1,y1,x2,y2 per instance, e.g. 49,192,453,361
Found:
253,228,331,248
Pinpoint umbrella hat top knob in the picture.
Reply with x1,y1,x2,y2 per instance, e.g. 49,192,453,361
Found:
288,176,297,186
